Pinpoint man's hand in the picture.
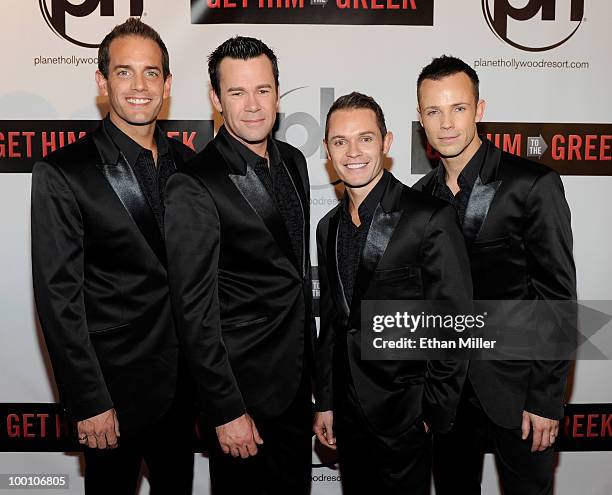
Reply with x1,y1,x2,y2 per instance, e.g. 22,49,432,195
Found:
313,410,336,450
521,410,559,452
216,413,263,458
77,408,120,449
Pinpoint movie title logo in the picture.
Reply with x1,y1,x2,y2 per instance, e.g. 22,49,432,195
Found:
191,0,433,25
411,122,612,176
2,402,609,451
39,0,144,48
482,0,584,52
559,404,612,451
0,120,213,173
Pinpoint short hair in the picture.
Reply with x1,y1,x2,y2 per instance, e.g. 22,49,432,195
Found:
417,55,479,103
208,36,279,95
325,92,388,141
98,18,170,80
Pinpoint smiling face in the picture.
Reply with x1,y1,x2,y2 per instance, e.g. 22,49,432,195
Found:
324,108,393,191
95,35,171,135
210,55,279,154
418,71,485,165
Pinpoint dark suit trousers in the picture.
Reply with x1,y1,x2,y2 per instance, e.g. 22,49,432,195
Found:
206,367,313,495
335,383,432,495
83,394,194,495
433,379,554,495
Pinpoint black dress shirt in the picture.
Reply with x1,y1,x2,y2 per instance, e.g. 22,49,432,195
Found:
337,171,390,306
431,140,487,223
104,117,176,232
220,127,304,270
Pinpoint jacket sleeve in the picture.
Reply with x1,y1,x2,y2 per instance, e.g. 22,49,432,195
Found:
523,171,576,420
164,171,246,427
31,162,113,421
314,218,335,412
420,204,472,433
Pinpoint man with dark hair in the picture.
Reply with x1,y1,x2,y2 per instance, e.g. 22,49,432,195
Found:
313,92,471,494
31,18,194,494
414,55,576,495
164,36,314,494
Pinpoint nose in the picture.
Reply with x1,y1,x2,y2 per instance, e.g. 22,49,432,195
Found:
131,72,146,92
440,111,453,130
245,92,261,112
346,139,361,158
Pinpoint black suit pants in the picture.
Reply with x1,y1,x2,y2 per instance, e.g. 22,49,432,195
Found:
206,369,313,495
433,379,555,495
335,385,432,495
83,394,194,495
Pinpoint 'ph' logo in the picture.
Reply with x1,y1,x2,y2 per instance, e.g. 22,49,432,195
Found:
39,0,144,48
276,87,340,189
482,0,584,52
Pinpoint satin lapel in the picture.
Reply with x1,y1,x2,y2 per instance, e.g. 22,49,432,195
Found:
326,209,350,317
462,176,501,244
463,143,503,244
92,131,167,267
349,204,402,319
217,145,300,272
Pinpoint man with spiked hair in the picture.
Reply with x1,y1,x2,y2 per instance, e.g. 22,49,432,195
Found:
165,36,314,494
31,18,195,494
414,55,576,495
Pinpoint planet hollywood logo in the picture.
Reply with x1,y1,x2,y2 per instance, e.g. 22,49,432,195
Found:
39,0,144,48
482,0,584,52
275,86,341,189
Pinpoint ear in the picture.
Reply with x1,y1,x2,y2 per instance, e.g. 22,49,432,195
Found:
417,106,423,127
163,73,173,100
475,99,486,123
383,131,394,154
275,85,280,111
95,70,108,96
323,139,331,160
210,88,223,114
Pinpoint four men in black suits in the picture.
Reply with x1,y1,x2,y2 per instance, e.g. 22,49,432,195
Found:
164,37,314,495
414,55,576,495
31,18,195,494
31,19,575,495
312,92,471,494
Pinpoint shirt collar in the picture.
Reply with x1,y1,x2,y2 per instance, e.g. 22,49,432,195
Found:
342,169,390,219
103,115,169,167
435,139,487,191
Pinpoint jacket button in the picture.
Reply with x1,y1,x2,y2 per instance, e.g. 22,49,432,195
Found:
348,328,358,335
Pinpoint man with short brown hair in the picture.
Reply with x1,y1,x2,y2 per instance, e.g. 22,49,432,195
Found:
31,18,194,494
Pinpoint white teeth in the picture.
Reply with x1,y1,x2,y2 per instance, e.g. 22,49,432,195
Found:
126,98,150,104
346,163,367,169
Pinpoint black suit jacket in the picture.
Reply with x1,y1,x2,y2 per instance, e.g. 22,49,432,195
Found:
315,173,472,435
31,123,194,431
164,127,314,427
414,140,576,428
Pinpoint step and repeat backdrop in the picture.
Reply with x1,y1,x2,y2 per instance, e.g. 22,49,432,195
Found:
1,0,611,493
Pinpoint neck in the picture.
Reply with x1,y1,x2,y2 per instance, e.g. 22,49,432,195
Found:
346,170,383,218
441,135,482,186
110,113,156,151
224,125,268,158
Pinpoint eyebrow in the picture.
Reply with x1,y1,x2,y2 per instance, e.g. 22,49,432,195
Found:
226,84,274,92
329,131,376,140
424,102,472,110
113,64,161,71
